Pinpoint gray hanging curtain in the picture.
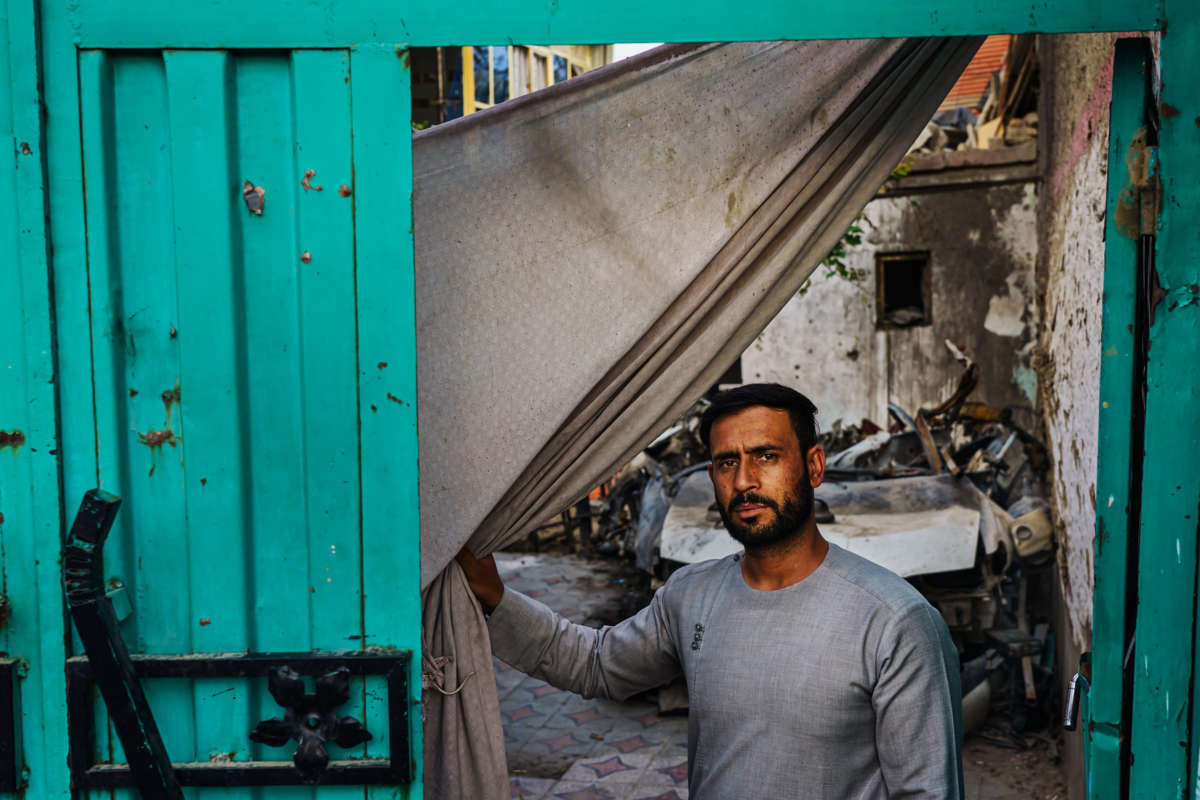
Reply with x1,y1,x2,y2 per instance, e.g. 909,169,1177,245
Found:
414,37,982,799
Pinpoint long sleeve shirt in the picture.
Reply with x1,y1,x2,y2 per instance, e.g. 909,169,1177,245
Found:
487,542,964,799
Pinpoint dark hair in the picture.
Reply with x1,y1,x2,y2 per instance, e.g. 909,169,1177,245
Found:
699,383,819,453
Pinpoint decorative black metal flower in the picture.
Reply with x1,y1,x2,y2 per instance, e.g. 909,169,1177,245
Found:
249,666,373,783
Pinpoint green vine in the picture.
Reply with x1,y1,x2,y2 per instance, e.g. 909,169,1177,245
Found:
797,158,912,297
798,219,867,296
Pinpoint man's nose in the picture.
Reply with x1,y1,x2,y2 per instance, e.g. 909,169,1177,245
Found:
732,460,758,493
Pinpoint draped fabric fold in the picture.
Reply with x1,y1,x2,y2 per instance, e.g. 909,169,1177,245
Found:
414,37,983,799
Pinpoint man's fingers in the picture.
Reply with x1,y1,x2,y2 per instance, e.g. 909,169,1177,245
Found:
455,547,504,612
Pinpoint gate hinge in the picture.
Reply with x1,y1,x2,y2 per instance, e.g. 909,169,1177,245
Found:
1138,144,1160,236
1115,132,1160,239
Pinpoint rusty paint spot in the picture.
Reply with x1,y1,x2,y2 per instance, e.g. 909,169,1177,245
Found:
1195,116,1200,128
309,586,316,593
242,180,265,215
1162,102,1181,119
338,184,352,197
377,361,388,369
170,325,177,338
370,404,377,412
1114,128,1153,240
129,388,139,397
19,142,30,155
0,431,26,452
148,464,156,477
301,169,324,192
137,428,177,450
386,393,409,407
0,513,4,524
162,380,181,425
0,595,9,630
300,251,311,264
200,477,207,486
199,618,211,626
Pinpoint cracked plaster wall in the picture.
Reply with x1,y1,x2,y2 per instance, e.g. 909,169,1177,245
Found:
743,182,1038,435
1037,33,1125,653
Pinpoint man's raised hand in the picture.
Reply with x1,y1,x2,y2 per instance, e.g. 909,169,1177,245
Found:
455,547,505,613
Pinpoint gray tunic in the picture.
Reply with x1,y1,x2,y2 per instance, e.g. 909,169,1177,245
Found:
487,542,963,799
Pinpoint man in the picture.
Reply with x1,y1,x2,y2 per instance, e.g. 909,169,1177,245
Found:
457,383,963,799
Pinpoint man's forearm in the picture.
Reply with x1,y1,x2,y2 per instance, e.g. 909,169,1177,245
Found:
488,586,683,702
487,587,614,698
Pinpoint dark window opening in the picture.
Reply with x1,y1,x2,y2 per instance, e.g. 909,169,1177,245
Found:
876,252,931,329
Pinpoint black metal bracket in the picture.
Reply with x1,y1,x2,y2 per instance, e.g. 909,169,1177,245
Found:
0,658,19,792
63,489,413,793
67,651,412,788
63,489,184,800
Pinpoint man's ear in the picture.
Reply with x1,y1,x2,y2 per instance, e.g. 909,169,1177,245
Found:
707,462,715,483
807,445,826,488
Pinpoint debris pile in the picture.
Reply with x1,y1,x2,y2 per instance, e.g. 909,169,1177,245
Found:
907,34,1039,158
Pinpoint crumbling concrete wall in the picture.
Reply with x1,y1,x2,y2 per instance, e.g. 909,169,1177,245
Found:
1036,32,1123,800
743,179,1038,433
1036,33,1119,653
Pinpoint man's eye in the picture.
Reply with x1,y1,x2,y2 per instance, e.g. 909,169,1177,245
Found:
759,452,777,462
720,459,738,470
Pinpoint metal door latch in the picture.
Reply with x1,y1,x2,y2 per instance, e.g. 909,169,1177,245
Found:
63,490,412,795
250,666,373,783
1064,671,1086,730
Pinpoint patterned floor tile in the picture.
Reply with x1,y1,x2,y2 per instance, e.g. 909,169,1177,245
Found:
561,754,644,785
606,734,658,754
651,762,689,786
566,708,606,725
510,775,558,799
632,791,687,800
505,704,547,725
548,783,618,800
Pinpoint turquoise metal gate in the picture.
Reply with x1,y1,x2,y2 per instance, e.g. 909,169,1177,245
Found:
2,0,1192,798
1,7,422,796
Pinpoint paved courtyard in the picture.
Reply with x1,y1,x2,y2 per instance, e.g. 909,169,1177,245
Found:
494,551,1068,800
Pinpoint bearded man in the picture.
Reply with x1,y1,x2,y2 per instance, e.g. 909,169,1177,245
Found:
457,383,963,799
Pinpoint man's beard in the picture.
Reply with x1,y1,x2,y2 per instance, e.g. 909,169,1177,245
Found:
717,472,814,551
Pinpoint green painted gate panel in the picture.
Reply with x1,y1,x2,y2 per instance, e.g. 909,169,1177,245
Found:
45,44,421,796
1089,37,1152,800
0,0,71,797
1130,1,1200,797
62,0,1165,47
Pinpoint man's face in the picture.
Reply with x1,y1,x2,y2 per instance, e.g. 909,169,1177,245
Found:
707,406,818,550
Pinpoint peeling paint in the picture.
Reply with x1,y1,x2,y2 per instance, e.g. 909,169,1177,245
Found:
1042,53,1112,648
161,380,181,425
242,180,265,215
1113,128,1155,240
985,272,1029,337
1014,364,1038,407
0,431,25,452
301,169,324,192
137,429,178,450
